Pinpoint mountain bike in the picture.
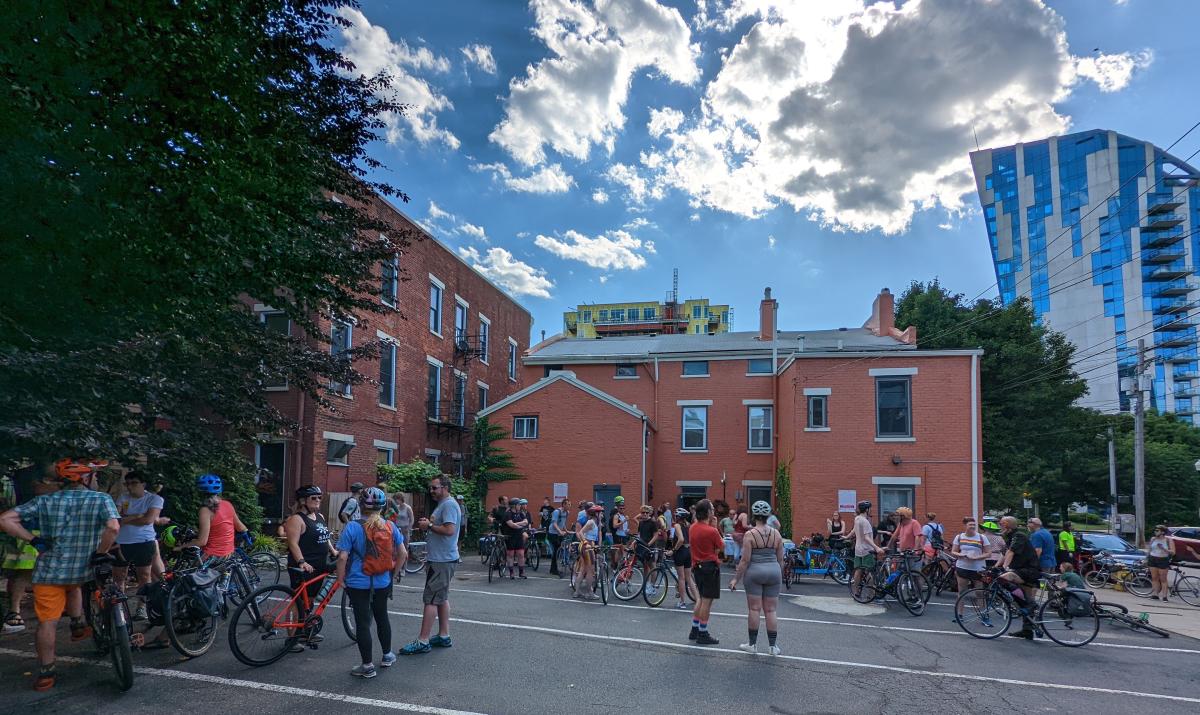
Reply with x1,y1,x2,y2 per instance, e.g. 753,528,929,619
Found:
405,537,428,575
486,533,507,583
228,568,355,666
157,546,221,658
523,529,542,571
1094,600,1170,637
610,544,645,601
642,549,697,607
851,551,926,615
1083,552,1148,594
955,569,1099,647
81,553,134,691
1160,564,1200,606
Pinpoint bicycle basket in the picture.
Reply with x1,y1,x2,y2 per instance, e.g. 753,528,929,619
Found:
1064,588,1095,617
180,569,223,620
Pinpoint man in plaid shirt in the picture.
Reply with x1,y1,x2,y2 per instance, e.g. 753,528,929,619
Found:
0,459,119,691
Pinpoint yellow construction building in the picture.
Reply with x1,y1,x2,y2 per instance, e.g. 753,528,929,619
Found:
563,297,732,338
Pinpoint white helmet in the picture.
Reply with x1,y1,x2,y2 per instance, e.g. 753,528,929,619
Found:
751,500,771,517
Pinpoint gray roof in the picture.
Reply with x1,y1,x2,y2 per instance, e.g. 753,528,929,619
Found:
526,328,914,361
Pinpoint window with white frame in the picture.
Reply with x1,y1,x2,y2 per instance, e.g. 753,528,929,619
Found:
376,447,394,465
378,339,396,408
807,395,828,429
427,361,442,420
682,360,709,376
598,310,608,322
478,384,489,411
643,307,655,320
326,437,354,466
330,320,352,396
610,308,625,322
746,358,772,374
876,377,912,437
615,364,637,378
682,406,707,450
581,310,592,323
260,312,290,389
748,406,772,450
429,279,443,335
508,339,518,380
455,300,468,343
381,256,398,306
513,416,538,439
453,372,467,426
478,315,490,363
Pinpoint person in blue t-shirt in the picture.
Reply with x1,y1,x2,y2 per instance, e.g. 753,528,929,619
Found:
1027,518,1058,574
336,488,406,679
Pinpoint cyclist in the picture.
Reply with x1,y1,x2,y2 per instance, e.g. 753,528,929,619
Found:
688,499,723,645
383,493,414,546
949,517,989,595
112,470,163,621
730,500,785,655
670,507,694,610
997,515,1041,639
849,500,884,598
635,504,660,575
338,482,365,526
572,505,603,600
548,497,569,577
538,497,554,531
609,497,629,569
503,498,528,579
0,459,120,691
335,487,406,677
185,473,248,559
980,520,1005,569
285,485,337,633
487,495,508,533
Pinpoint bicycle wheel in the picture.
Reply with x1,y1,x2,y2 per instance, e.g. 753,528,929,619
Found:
228,585,300,667
1175,575,1200,606
897,573,926,616
1084,570,1109,589
595,561,609,605
1095,600,1129,615
1124,613,1171,638
250,552,283,587
83,583,109,654
1123,572,1153,598
828,556,850,586
1038,597,1098,647
643,566,669,607
340,587,356,643
404,544,427,575
480,537,491,564
611,564,645,601
164,581,218,658
851,570,878,604
905,571,931,604
783,558,795,590
528,541,541,572
487,549,498,583
954,588,1011,639
108,609,134,692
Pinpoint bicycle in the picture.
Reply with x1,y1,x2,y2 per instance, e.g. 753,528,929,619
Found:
523,529,543,571
405,531,428,575
227,568,355,666
557,535,577,577
1083,552,1149,595
850,551,926,615
81,552,134,691
569,541,608,604
1094,600,1171,638
610,543,645,601
158,546,221,658
955,569,1100,647
1158,564,1200,606
486,532,507,583
642,548,697,607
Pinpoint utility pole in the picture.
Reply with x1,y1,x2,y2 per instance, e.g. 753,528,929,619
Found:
1133,339,1147,547
1107,425,1118,536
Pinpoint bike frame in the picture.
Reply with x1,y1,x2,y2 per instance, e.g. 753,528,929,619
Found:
265,572,343,630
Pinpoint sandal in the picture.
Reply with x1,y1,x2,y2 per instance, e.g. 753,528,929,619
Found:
3,612,25,633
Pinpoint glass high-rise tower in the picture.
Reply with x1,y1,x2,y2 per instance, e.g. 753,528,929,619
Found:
971,130,1200,421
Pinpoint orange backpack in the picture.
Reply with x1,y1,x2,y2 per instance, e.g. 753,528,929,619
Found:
357,520,396,576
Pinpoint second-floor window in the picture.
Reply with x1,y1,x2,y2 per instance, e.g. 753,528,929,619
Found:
455,301,468,343
513,416,538,439
330,320,352,396
478,318,490,363
615,364,637,378
692,305,701,318
379,340,396,408
807,395,828,429
643,307,655,320
478,384,489,411
747,358,773,374
611,309,625,322
582,310,592,323
426,361,441,420
748,406,772,450
598,310,609,322
876,377,912,437
381,257,398,306
682,360,709,376
429,280,443,335
508,340,518,380
682,406,707,450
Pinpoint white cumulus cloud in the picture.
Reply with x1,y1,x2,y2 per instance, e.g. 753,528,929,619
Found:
592,189,609,203
473,162,575,194
461,43,498,74
458,246,554,299
489,0,700,166
631,0,1153,233
647,107,685,138
534,229,653,270
336,8,459,149
459,222,487,240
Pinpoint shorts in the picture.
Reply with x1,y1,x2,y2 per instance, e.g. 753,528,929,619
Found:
33,584,80,622
613,534,627,546
853,554,877,569
744,561,782,598
1148,556,1171,569
693,561,721,600
423,561,457,606
112,541,157,569
636,544,654,562
672,547,691,568
1013,568,1041,586
955,567,984,582
505,533,524,551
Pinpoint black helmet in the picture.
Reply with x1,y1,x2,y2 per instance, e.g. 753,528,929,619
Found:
857,500,872,513
295,484,323,501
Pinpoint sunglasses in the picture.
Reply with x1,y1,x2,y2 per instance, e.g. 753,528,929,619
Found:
308,496,323,500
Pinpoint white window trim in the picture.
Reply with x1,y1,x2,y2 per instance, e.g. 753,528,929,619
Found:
869,367,918,377
454,294,469,309
806,393,830,431
747,404,773,452
424,448,441,458
513,416,539,439
805,427,832,433
681,404,708,452
676,399,713,406
680,374,710,378
742,399,773,406
426,355,445,369
429,277,444,338
507,338,519,382
803,387,832,396
478,314,491,364
614,376,640,380
742,480,772,487
373,439,398,450
377,337,398,410
675,480,713,487
476,379,490,390
872,476,921,486
322,431,356,443
381,254,399,308
875,436,917,443
428,273,445,290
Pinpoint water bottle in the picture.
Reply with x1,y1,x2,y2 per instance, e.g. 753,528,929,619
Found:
313,572,338,603
885,570,900,586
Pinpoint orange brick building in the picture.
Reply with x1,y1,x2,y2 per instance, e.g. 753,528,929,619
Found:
480,288,982,537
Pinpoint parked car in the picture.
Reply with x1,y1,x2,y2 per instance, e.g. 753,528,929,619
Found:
1167,527,1200,564
1078,533,1147,568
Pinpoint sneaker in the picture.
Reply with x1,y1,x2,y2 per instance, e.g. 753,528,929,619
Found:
675,601,689,610
737,643,757,654
519,573,528,579
133,604,148,622
308,633,324,644
1150,595,1160,601
768,645,782,656
695,632,719,645
1006,629,1034,640
69,621,92,642
399,640,432,655
688,626,698,641
380,652,397,667
351,664,377,679
289,643,306,653
429,634,452,648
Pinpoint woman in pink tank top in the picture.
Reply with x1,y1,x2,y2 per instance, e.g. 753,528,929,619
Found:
191,473,247,558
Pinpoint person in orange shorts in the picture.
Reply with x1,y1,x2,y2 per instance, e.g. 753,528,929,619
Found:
0,459,120,691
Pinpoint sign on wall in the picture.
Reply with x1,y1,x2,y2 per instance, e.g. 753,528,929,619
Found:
837,490,857,513
553,482,568,501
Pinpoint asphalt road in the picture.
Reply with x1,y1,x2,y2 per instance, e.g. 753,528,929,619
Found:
1,559,1198,715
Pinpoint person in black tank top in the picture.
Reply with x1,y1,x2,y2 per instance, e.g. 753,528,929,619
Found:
285,486,337,609
671,508,695,609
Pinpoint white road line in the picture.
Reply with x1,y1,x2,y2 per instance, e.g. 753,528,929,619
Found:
0,647,485,715
376,610,1200,705
402,583,1200,655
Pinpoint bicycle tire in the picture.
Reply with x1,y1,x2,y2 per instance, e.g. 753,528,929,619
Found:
1038,597,1098,647
83,583,109,654
1123,573,1154,598
897,573,926,616
249,552,283,587
487,551,497,583
1095,600,1129,615
611,564,645,601
643,566,669,607
954,587,1011,639
1084,570,1109,589
108,610,135,692
851,570,878,604
163,580,218,658
828,556,850,586
404,545,427,575
480,537,491,564
783,557,795,590
228,585,300,667
528,542,541,572
596,561,609,605
1125,614,1171,638
1175,575,1200,606
341,587,356,642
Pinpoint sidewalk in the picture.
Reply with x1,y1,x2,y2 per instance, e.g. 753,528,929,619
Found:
1090,570,1200,641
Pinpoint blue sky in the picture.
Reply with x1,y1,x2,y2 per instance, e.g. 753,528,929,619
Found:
339,0,1200,341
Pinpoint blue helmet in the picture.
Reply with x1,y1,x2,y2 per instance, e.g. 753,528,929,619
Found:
361,487,387,510
196,473,223,495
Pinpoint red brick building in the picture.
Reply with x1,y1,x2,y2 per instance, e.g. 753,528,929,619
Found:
480,288,982,537
250,195,531,524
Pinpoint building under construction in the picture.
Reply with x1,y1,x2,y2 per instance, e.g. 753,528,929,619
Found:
561,270,732,338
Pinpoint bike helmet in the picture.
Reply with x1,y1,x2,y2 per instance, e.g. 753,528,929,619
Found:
161,524,180,549
980,520,1000,532
295,484,323,500
587,505,604,515
360,486,387,510
55,458,101,482
856,500,872,513
674,507,690,518
751,500,771,517
196,473,223,494
613,496,625,504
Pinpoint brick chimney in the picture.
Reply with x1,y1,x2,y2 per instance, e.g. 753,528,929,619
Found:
863,287,916,344
759,287,777,341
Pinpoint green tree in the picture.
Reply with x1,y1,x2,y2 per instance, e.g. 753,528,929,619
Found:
774,461,793,539
466,417,521,537
1112,412,1200,528
378,459,442,496
0,3,416,485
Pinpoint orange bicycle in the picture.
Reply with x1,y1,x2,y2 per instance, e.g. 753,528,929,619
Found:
228,567,356,666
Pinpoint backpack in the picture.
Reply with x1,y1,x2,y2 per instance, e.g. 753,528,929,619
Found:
357,519,396,576
928,522,944,548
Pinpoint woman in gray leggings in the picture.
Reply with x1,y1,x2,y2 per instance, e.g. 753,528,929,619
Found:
729,500,785,655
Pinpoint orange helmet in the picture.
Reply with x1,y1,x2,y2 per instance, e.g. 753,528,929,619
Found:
54,458,108,482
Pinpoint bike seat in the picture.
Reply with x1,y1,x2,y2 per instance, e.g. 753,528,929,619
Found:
90,552,117,565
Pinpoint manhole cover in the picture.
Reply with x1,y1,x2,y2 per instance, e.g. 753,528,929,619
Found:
787,594,884,616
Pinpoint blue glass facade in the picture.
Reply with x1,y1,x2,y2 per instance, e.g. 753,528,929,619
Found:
984,149,1022,305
